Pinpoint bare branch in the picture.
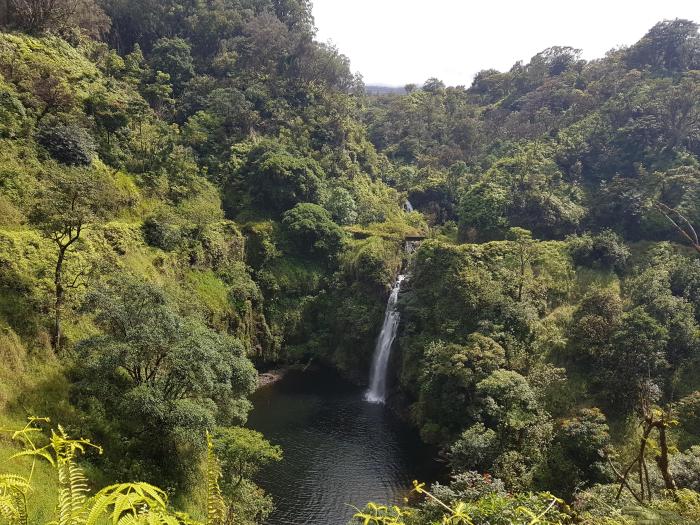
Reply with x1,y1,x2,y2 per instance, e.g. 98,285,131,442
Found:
654,201,700,254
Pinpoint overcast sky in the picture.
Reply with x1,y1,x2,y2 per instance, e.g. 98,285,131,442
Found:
311,0,700,87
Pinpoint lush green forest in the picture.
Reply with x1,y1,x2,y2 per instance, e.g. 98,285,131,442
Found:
0,0,700,523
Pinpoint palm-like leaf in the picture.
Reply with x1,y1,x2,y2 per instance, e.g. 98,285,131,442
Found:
87,483,168,525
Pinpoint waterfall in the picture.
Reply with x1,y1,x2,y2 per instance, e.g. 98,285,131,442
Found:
365,275,406,404
404,200,414,213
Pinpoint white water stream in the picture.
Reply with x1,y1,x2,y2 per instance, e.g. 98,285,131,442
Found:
365,275,406,404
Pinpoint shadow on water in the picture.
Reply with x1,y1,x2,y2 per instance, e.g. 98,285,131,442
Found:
247,368,444,525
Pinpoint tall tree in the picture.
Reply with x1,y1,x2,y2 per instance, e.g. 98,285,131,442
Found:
29,167,111,352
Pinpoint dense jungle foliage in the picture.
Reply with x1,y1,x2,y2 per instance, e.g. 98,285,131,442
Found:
0,0,700,522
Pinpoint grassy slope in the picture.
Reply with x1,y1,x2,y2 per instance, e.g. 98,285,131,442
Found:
0,31,260,518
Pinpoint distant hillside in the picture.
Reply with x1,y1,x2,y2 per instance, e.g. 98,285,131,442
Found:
365,84,407,95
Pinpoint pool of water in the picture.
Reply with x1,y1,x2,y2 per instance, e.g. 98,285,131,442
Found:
247,368,443,525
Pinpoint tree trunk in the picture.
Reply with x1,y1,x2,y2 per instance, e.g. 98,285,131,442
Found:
53,245,66,353
518,252,525,302
655,423,678,497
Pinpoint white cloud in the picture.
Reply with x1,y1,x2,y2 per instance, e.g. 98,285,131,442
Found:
311,0,700,86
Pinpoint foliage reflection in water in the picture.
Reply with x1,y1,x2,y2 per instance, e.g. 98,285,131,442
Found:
247,369,442,525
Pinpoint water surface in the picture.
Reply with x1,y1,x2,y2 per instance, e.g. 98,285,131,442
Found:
248,369,442,525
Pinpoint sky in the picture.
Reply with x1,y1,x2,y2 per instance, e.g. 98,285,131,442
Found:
311,0,700,87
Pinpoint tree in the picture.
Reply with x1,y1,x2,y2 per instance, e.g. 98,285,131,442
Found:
5,0,109,35
607,405,679,504
36,120,94,165
457,181,509,241
654,201,700,255
243,142,324,215
477,370,542,435
422,78,445,93
416,336,505,443
674,391,700,451
626,263,700,370
142,71,174,116
507,227,534,302
655,73,700,153
529,46,582,76
29,167,111,352
568,230,630,272
281,203,344,261
449,423,499,473
324,186,357,226
568,288,623,362
84,89,130,146
212,427,282,489
31,68,74,121
74,275,258,485
607,307,669,408
211,427,281,525
473,370,553,489
150,37,195,93
626,19,700,74
540,408,612,497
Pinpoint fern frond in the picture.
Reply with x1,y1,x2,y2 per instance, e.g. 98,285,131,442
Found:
51,427,101,525
117,509,189,525
85,483,170,525
0,473,30,525
205,433,226,525
352,503,406,525
0,493,21,525
7,448,55,466
57,454,88,525
0,476,30,495
87,489,202,525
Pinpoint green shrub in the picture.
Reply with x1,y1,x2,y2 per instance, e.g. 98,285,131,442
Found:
342,236,401,288
568,230,630,272
241,141,325,215
36,121,94,166
142,214,182,251
281,203,345,261
324,186,358,225
0,79,27,138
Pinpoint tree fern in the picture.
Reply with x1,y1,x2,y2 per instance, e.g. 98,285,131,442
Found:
205,433,226,525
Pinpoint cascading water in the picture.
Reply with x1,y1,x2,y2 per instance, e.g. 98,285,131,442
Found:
404,200,414,213
365,275,406,404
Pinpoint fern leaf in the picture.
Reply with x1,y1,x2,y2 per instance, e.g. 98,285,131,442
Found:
0,494,21,523
84,483,170,525
0,473,31,525
205,433,226,525
8,448,55,466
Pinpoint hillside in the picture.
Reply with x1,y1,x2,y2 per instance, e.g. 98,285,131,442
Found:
0,2,700,524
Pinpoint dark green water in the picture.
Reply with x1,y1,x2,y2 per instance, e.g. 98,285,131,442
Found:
247,369,443,525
